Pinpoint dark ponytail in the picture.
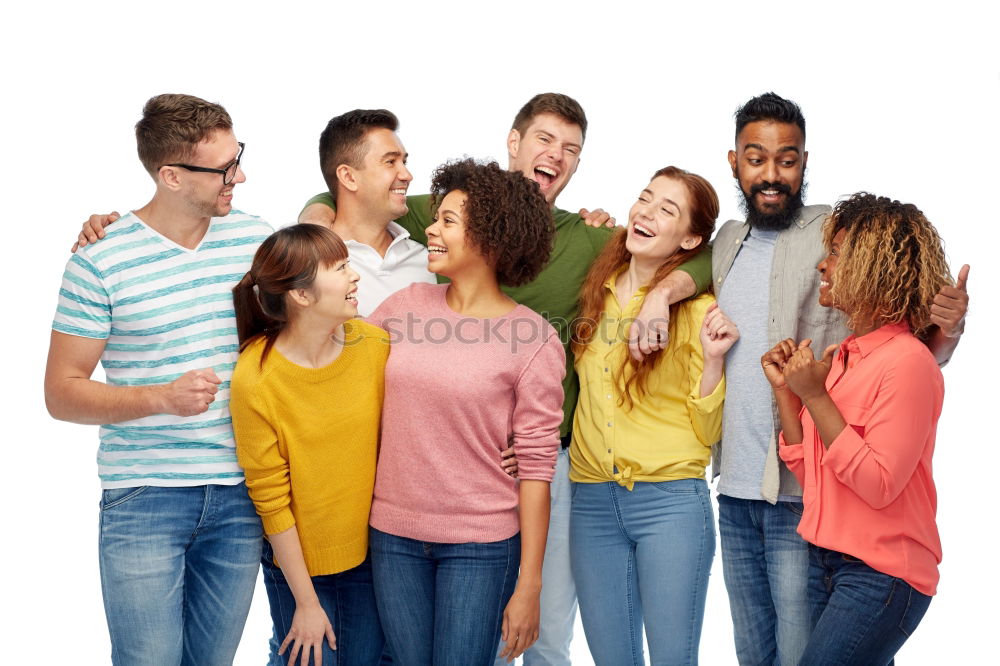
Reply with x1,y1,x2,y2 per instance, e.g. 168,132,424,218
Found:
233,224,349,365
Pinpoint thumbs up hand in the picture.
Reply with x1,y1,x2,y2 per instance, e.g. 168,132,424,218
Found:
930,264,970,338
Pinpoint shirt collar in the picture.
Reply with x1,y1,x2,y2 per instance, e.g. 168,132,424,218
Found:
841,321,911,358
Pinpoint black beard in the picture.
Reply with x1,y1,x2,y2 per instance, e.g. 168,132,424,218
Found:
738,179,808,231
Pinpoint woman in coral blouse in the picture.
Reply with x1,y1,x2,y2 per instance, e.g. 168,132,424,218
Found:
569,166,739,665
761,193,954,664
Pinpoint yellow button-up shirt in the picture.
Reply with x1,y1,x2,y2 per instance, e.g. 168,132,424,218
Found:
570,273,725,490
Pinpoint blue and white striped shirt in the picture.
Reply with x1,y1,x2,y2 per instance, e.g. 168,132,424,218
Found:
52,210,273,489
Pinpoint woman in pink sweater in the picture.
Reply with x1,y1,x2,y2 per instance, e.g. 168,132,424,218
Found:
367,159,565,665
761,193,957,664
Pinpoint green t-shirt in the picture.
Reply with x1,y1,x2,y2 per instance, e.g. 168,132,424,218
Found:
303,191,712,437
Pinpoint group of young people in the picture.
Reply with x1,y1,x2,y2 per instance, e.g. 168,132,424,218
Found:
47,90,969,666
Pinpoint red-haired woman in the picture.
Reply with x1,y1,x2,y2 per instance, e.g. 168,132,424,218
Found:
230,224,388,666
569,167,738,665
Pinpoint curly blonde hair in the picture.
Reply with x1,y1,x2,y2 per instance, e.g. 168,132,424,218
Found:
825,192,952,338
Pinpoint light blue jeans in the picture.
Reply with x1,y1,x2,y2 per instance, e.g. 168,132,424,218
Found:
98,483,263,665
717,494,812,666
571,478,715,665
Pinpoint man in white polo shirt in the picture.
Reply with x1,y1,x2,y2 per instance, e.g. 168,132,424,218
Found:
314,108,435,315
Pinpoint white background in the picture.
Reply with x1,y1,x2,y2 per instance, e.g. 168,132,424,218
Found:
3,1,997,663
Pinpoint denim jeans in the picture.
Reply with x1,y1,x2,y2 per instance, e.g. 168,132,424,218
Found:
494,445,576,666
717,494,812,666
369,527,520,666
571,479,715,665
800,545,932,665
98,482,262,666
261,540,385,665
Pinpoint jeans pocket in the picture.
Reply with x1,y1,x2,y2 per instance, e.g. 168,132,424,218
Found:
782,500,805,516
897,584,932,637
651,478,700,494
100,486,150,510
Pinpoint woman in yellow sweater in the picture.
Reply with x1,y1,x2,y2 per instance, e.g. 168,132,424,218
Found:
569,167,738,665
230,224,389,666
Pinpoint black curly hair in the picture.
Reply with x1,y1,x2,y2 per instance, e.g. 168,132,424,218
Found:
430,158,553,287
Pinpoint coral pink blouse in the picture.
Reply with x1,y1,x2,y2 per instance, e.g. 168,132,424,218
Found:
779,322,944,595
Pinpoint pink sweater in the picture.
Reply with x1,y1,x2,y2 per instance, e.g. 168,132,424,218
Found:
779,323,944,595
369,283,565,543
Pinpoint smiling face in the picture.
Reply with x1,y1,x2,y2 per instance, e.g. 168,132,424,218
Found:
176,129,246,218
817,228,845,310
353,127,412,222
625,176,703,263
507,112,582,205
425,190,488,279
305,257,361,323
728,120,807,230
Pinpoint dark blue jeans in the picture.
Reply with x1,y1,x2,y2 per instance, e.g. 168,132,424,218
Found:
369,527,520,666
717,495,812,666
800,545,932,665
262,540,385,665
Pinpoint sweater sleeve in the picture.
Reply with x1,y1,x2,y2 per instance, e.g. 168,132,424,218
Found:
230,376,295,535
675,246,713,296
511,331,566,482
821,353,943,510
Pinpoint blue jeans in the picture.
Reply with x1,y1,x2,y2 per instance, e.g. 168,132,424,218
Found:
261,540,385,665
369,527,520,666
800,545,932,665
717,494,812,666
98,482,262,666
571,479,715,665
494,445,576,666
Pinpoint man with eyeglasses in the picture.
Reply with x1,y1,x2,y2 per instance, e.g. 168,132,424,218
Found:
45,93,272,665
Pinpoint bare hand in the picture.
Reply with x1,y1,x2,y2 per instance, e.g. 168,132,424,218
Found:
578,208,616,229
700,303,739,359
72,211,120,253
499,588,540,662
278,603,336,666
160,368,222,416
627,289,671,361
761,338,799,389
930,263,969,338
783,341,838,402
298,203,338,228
500,444,518,477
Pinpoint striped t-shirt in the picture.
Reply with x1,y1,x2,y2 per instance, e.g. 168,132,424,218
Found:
52,210,273,489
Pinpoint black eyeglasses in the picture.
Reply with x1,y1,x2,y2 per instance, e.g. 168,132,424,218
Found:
167,142,245,185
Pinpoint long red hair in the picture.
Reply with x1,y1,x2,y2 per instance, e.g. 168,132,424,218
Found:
571,167,719,409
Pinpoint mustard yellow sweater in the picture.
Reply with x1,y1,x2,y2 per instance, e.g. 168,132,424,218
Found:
231,320,389,576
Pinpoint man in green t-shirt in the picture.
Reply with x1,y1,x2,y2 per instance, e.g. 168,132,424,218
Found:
299,92,712,665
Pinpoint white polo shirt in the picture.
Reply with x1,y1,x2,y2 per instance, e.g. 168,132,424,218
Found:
346,221,436,316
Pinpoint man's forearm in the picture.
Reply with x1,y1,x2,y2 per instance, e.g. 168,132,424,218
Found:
45,377,165,425
927,326,962,367
648,269,697,307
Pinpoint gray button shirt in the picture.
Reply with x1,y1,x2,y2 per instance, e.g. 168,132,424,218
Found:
711,205,849,503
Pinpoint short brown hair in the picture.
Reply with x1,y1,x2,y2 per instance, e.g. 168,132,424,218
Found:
135,94,233,177
319,109,399,199
430,158,553,287
511,93,588,142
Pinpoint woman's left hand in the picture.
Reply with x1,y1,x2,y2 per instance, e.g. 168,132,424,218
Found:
783,341,838,402
498,587,540,662
700,302,740,359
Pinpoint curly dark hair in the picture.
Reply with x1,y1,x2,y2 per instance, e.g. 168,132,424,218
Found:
430,158,553,287
734,92,805,140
